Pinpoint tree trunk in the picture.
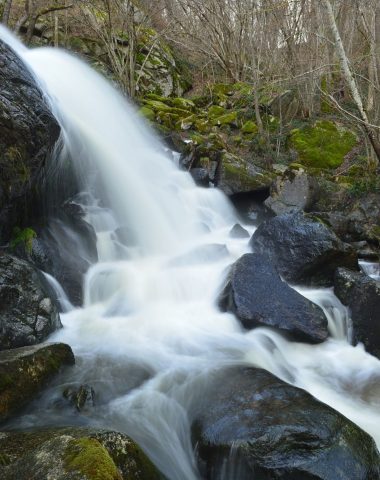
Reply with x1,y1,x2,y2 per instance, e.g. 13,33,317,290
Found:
321,0,380,164
2,0,13,26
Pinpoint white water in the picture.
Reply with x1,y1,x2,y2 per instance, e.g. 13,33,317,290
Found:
2,27,380,479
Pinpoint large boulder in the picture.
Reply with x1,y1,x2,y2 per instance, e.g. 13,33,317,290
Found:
0,253,62,350
250,212,358,285
193,367,380,480
0,39,60,242
264,169,319,215
216,152,274,196
0,343,74,422
334,268,380,359
0,427,162,479
219,254,328,343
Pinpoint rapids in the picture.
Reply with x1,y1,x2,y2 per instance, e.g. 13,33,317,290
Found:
1,26,380,480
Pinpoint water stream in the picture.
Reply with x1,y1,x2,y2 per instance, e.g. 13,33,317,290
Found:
2,27,380,480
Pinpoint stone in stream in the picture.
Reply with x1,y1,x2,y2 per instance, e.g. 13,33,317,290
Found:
334,268,380,359
219,253,328,343
0,253,62,350
63,384,96,412
228,223,250,239
192,367,380,480
0,343,74,422
0,427,162,480
250,212,358,286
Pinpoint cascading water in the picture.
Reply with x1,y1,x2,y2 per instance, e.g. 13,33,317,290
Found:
2,27,380,480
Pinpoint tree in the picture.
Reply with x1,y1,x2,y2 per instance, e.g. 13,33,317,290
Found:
321,0,380,164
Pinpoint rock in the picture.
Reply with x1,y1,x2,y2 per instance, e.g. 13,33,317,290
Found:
265,169,319,215
351,241,379,261
0,253,62,350
269,89,302,121
334,268,380,358
250,212,358,285
19,198,99,306
170,244,229,266
219,254,328,343
0,343,74,422
63,384,95,412
193,367,380,480
229,224,250,238
0,427,162,479
190,168,210,187
0,40,60,243
216,152,274,196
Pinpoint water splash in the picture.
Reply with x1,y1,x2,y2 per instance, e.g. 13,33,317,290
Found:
2,27,380,479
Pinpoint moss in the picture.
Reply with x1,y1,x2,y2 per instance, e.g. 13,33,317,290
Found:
64,437,122,480
10,227,37,254
212,83,234,96
290,120,357,169
171,97,195,110
138,106,155,121
212,111,237,126
241,120,258,134
208,105,225,118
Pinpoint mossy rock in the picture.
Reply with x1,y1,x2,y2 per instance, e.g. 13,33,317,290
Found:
170,97,195,110
212,111,238,127
207,105,225,118
218,153,275,195
0,428,163,480
64,438,121,480
241,120,258,134
138,106,155,122
0,343,74,422
290,120,357,169
211,83,234,96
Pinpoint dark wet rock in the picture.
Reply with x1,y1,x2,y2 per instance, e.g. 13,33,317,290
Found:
193,367,380,480
63,384,95,412
250,212,358,286
219,254,328,343
21,200,98,306
229,224,249,239
0,343,74,422
0,427,162,479
265,169,319,215
0,40,60,243
334,268,380,359
170,244,229,266
0,253,61,350
190,168,210,187
351,242,379,261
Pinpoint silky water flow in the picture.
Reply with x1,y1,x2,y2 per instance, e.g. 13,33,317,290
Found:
1,27,380,480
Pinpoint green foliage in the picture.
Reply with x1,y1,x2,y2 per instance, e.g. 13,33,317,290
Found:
10,227,37,254
64,438,121,480
290,120,357,168
242,120,258,134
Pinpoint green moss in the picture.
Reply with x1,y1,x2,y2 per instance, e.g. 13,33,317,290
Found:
290,120,357,169
208,105,225,118
10,227,36,254
212,83,234,96
241,120,258,134
171,97,195,110
138,106,155,121
212,111,237,126
64,438,121,480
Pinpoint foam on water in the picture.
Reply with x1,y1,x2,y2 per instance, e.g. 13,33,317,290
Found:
2,26,380,479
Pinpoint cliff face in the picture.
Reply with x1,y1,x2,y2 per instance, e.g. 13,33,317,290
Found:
0,40,60,243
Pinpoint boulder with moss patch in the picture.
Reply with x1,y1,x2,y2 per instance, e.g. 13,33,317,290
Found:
290,120,357,169
0,343,74,422
217,153,275,195
0,427,162,479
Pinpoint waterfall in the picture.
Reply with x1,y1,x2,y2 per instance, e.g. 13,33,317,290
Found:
1,27,380,480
